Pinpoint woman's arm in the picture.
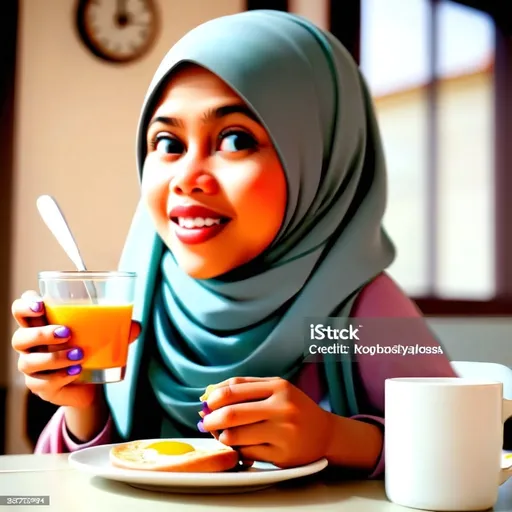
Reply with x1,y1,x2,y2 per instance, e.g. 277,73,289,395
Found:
34,406,113,454
324,412,384,471
324,272,456,476
64,388,110,443
34,387,114,454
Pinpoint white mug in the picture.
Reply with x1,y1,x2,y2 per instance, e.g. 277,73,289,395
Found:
385,377,512,511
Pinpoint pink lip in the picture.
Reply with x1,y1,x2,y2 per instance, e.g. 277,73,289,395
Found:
168,204,231,245
173,223,228,244
168,205,229,220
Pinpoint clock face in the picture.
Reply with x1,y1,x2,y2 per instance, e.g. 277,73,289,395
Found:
76,0,159,63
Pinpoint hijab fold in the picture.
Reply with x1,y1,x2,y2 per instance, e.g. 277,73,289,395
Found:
105,10,395,439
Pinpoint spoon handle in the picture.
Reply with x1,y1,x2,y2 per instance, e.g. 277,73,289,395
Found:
36,195,98,303
36,195,87,271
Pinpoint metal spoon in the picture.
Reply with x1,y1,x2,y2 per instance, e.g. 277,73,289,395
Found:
36,195,97,302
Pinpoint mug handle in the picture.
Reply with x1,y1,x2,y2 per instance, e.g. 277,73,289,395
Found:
499,399,512,484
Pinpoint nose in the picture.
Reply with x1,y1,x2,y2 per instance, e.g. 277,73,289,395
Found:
170,160,219,196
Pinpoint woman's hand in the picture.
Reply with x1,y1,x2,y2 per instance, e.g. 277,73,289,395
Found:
11,290,140,409
198,376,335,468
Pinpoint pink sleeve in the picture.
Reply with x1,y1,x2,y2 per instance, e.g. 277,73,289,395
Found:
349,273,457,478
34,407,113,454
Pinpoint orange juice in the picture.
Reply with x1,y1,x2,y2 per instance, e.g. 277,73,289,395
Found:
45,303,133,369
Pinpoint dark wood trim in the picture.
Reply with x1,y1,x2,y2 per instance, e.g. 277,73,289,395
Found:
0,0,18,455
494,27,512,298
0,388,5,455
246,0,288,11
414,298,512,316
328,0,360,64
426,0,439,294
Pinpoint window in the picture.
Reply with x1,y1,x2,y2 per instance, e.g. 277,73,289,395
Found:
435,1,495,299
360,0,495,300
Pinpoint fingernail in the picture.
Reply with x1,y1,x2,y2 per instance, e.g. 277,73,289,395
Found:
67,364,81,376
202,401,211,414
30,301,43,313
67,348,83,361
54,326,71,338
197,420,206,433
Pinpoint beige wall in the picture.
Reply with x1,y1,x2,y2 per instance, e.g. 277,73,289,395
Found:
288,0,328,30
7,0,244,455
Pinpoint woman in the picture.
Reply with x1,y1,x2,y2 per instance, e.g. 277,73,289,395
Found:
11,10,455,476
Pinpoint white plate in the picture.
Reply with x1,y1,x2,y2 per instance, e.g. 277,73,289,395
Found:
503,451,512,469
68,438,328,494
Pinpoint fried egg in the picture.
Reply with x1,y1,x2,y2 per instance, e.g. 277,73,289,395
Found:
139,440,195,462
200,384,218,401
109,439,239,472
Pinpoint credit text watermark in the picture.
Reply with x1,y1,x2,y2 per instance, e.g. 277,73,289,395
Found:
304,319,445,360
308,343,443,356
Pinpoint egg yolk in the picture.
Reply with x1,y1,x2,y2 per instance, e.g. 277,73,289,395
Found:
200,384,217,401
145,441,195,455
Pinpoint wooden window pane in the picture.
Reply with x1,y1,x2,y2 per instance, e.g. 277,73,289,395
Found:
435,0,495,298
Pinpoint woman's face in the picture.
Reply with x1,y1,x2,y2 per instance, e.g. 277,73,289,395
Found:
142,65,287,279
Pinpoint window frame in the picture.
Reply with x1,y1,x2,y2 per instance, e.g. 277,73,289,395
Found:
349,0,511,315
415,0,512,315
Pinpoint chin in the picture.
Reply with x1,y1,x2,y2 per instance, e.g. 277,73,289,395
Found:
165,234,262,280
172,252,230,280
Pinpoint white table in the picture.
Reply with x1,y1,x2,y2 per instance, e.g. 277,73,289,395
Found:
2,454,512,512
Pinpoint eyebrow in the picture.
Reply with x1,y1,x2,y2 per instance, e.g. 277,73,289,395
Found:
148,103,261,130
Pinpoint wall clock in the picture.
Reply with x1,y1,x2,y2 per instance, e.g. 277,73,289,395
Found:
75,0,159,64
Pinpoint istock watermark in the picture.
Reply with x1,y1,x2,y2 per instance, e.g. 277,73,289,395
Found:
309,323,361,341
303,317,445,362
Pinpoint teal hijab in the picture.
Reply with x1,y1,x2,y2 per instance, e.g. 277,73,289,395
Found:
105,10,395,440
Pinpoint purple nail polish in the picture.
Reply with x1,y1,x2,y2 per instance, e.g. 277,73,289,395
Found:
30,301,43,313
197,420,206,433
67,365,81,376
202,401,211,414
67,348,83,361
54,326,71,338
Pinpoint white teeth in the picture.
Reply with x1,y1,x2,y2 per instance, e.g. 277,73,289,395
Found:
177,217,222,228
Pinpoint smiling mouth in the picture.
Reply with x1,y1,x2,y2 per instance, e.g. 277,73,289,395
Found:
168,205,231,245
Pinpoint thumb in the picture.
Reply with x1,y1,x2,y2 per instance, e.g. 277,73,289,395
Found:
128,320,142,343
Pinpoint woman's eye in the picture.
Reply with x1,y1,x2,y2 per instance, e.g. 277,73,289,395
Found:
155,136,184,155
218,131,257,152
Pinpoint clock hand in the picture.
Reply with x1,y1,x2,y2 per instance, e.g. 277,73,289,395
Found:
116,0,127,15
115,0,129,27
